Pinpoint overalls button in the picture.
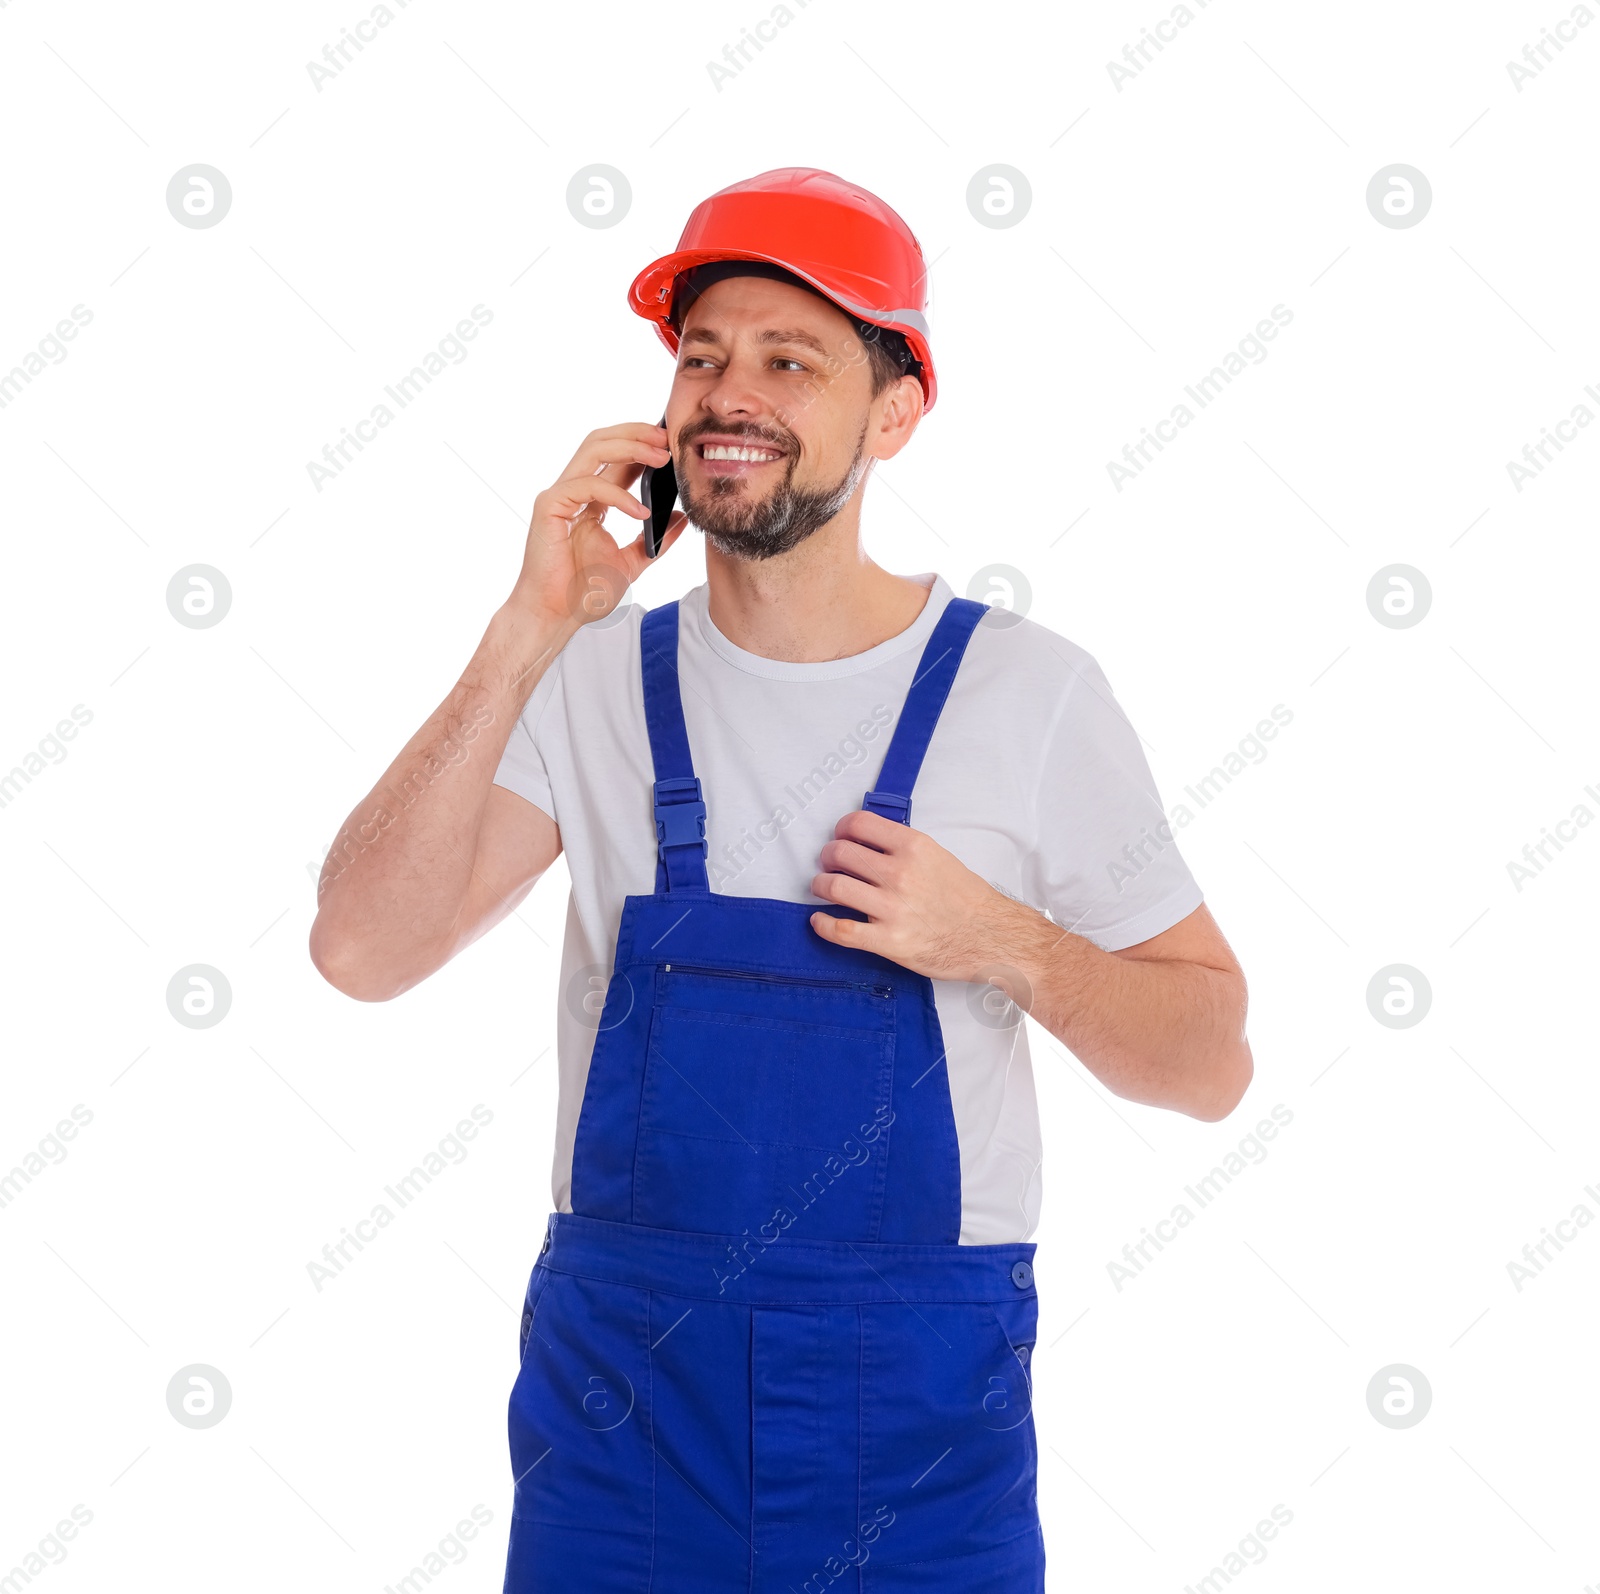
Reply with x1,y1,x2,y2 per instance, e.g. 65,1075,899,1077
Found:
1010,1260,1034,1290
1016,1344,1030,1364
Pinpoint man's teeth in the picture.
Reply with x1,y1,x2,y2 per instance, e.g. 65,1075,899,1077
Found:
702,445,781,462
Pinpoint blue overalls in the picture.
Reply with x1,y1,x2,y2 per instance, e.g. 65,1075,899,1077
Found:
504,596,1045,1592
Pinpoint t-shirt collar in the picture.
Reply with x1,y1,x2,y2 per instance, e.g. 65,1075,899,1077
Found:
682,573,953,682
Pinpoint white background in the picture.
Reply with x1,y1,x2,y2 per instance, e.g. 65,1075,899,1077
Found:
2,0,1597,1589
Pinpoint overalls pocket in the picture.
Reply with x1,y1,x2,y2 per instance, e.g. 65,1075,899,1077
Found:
860,1297,1040,1564
504,1268,655,1581
518,1262,553,1366
981,1295,1038,1438
633,966,897,1239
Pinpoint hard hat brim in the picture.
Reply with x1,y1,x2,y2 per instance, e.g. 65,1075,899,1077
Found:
628,247,938,412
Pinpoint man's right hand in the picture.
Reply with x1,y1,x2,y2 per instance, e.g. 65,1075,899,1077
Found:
507,421,688,632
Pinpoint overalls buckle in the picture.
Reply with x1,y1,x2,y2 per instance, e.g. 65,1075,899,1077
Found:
862,788,912,825
652,776,708,857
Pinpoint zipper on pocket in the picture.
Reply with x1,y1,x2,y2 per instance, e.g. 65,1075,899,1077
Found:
662,963,893,999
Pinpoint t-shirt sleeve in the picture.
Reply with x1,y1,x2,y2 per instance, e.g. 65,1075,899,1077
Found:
491,655,562,822
1024,649,1203,952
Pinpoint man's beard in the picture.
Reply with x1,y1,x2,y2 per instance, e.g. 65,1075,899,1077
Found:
678,423,869,562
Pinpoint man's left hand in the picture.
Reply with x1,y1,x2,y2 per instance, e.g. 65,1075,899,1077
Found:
807,808,1018,983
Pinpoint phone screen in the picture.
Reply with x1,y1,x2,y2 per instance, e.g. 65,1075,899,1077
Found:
640,413,677,558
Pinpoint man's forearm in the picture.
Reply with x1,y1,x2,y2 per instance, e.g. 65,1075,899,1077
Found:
309,603,577,996
987,898,1252,1121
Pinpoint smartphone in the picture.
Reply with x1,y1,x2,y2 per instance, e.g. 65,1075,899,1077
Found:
639,413,677,559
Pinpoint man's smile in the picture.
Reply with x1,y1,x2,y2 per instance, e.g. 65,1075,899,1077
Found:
687,433,789,479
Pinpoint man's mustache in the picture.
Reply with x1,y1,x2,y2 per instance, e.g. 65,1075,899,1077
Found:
677,423,795,454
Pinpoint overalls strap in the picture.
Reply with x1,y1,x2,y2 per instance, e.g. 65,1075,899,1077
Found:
639,602,710,893
863,596,988,827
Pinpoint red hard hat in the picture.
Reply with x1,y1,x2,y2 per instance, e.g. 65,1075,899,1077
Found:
627,167,938,411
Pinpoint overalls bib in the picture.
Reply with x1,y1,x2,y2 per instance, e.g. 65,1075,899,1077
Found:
504,596,1045,1592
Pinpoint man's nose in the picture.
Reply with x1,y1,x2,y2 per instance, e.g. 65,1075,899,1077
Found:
701,354,770,421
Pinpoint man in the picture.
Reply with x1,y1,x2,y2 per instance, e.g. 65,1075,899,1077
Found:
310,167,1252,1592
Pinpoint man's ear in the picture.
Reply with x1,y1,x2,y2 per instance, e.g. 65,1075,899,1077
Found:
870,373,924,463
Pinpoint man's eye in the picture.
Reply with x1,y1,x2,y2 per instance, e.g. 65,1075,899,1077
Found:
772,358,808,373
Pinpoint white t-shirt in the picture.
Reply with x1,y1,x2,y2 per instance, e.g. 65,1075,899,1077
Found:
492,572,1202,1243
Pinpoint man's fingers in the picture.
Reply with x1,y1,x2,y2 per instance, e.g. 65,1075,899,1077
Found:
833,808,912,853
536,474,651,532
817,837,894,886
557,423,670,483
596,440,673,488
810,870,879,917
614,512,690,582
810,908,869,948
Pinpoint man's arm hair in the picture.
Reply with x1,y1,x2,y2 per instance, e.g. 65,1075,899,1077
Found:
309,607,572,1002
